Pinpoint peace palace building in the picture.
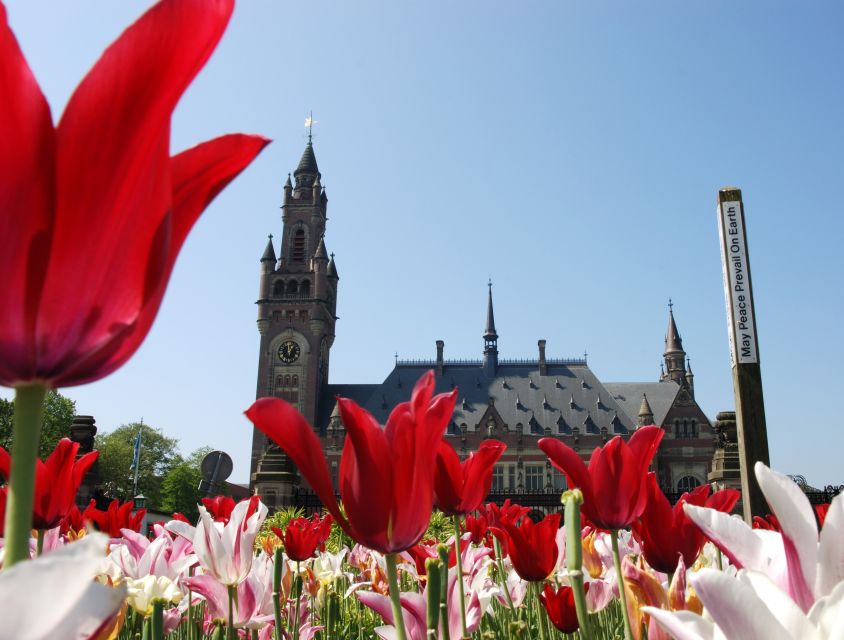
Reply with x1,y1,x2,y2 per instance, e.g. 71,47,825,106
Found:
249,141,718,509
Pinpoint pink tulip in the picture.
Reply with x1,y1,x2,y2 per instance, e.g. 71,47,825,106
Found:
168,495,267,586
685,462,844,612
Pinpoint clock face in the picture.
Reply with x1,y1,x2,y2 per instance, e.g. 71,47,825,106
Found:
278,340,301,364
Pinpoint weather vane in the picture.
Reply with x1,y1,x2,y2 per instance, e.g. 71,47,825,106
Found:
304,112,317,143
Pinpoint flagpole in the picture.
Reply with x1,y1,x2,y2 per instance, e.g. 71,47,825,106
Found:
132,418,143,498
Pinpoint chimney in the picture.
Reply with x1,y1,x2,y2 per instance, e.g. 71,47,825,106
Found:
436,340,444,376
538,339,547,375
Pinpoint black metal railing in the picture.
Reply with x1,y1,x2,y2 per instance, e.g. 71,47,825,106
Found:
292,484,843,516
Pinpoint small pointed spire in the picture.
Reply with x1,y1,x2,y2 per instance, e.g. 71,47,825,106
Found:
484,278,498,340
327,252,338,278
261,234,276,262
686,357,693,374
665,298,684,353
314,235,328,261
638,393,653,418
284,173,292,189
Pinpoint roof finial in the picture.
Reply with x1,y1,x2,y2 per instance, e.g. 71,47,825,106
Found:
668,297,673,313
305,111,316,144
394,351,398,364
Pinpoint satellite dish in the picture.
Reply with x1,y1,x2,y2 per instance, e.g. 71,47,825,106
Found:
200,451,233,483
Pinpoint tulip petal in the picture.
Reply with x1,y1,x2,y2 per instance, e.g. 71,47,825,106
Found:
459,440,506,514
816,492,844,597
337,397,393,548
690,568,793,640
683,503,783,575
245,397,346,530
0,3,56,385
739,570,817,639
808,579,844,640
434,439,464,513
642,608,718,640
755,462,818,611
42,0,233,381
538,437,593,500
0,534,126,638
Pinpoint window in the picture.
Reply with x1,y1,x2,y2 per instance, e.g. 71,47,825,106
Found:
525,465,543,491
677,475,701,492
507,465,516,490
277,374,299,404
675,419,699,439
492,466,505,492
551,468,566,492
291,229,306,262
272,280,284,296
286,280,298,295
300,280,311,296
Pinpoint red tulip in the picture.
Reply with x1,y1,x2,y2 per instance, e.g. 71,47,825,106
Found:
84,499,145,537
434,439,506,515
752,513,782,531
540,583,588,633
246,371,457,554
0,438,98,530
539,425,664,530
482,499,530,528
0,0,268,388
462,513,489,545
632,473,740,573
815,504,830,529
491,513,561,582
201,496,237,524
273,514,333,562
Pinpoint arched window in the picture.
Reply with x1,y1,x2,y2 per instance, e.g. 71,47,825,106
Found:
677,476,701,492
291,229,306,262
286,280,298,295
690,419,698,438
272,280,284,296
277,373,299,405
299,280,311,296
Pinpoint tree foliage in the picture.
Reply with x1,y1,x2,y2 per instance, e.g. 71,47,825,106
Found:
159,446,213,522
0,390,76,458
95,422,179,509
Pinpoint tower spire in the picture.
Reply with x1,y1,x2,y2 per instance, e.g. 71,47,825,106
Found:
662,299,687,384
483,279,498,376
484,278,498,341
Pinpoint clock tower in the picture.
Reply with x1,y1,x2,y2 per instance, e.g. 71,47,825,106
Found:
250,139,338,505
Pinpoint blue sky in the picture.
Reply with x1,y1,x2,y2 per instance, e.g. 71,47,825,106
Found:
4,1,843,487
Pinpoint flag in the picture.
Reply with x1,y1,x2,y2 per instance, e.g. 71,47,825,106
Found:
130,429,141,471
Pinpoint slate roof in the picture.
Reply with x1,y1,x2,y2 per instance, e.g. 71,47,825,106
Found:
603,381,680,425
318,361,649,436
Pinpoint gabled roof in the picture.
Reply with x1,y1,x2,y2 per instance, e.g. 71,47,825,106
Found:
603,381,680,425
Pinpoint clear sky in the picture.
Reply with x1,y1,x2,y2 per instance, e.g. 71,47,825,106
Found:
4,1,843,487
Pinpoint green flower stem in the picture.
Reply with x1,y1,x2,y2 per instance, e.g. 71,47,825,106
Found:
425,558,441,637
212,623,224,640
610,529,635,640
36,529,45,556
716,548,724,571
385,553,409,640
142,616,151,640
493,538,517,615
437,545,451,640
562,489,592,640
293,561,302,640
272,547,285,640
151,600,164,640
452,516,469,638
534,582,548,640
227,584,236,640
3,384,47,567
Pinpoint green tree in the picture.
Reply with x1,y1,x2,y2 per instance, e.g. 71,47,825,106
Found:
159,446,212,522
95,422,178,509
0,390,76,458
